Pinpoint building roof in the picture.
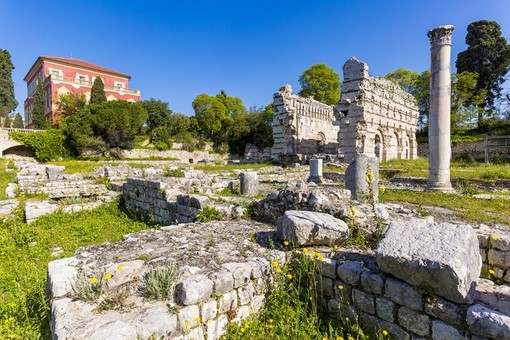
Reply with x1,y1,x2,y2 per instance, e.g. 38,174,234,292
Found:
24,56,131,81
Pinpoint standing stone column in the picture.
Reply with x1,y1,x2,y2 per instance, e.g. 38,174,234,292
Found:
427,25,454,192
239,172,259,196
307,159,323,184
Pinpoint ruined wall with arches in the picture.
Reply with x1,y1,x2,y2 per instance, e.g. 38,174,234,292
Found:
334,57,419,164
271,84,339,160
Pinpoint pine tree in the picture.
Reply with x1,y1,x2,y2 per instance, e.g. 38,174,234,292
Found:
32,79,50,129
0,49,18,120
3,114,11,128
12,112,24,128
90,77,107,104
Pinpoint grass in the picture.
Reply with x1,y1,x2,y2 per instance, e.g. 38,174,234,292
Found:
0,159,16,200
0,200,152,339
380,157,510,180
380,189,510,225
193,162,274,172
45,160,115,174
142,264,179,300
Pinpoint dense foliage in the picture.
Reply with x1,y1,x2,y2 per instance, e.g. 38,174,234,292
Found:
9,129,69,162
298,63,341,105
31,80,50,129
56,92,87,122
456,20,510,115
89,77,107,104
12,113,23,128
0,49,18,120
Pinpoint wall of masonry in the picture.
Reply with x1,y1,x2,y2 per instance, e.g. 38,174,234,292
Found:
316,254,510,339
334,58,419,164
271,84,339,160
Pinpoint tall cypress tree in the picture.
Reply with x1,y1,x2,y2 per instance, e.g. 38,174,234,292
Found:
3,114,11,128
0,49,18,121
12,112,24,128
32,79,50,129
90,77,107,104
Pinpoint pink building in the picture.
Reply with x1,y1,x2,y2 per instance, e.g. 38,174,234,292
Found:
24,56,141,128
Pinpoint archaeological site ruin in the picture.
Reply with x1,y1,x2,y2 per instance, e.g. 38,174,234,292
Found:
271,58,419,165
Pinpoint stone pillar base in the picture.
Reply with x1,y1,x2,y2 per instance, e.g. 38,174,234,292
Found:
307,176,323,184
426,182,455,192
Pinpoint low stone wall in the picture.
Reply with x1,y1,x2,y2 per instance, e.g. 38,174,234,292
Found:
316,253,510,339
121,149,229,164
418,140,510,161
478,223,510,284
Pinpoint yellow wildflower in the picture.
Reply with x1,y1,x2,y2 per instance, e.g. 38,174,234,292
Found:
491,235,498,241
338,284,344,290
104,273,112,280
283,240,289,246
317,253,325,261
194,317,201,323
89,277,97,284
272,261,279,268
276,268,282,273
184,321,190,328
287,274,293,280
337,337,344,340
269,319,273,323
241,327,245,333
116,264,124,270
302,248,308,254
489,269,495,275
348,337,355,340
382,329,389,336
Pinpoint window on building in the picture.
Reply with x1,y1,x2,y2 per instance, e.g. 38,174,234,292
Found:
51,70,62,80
78,76,87,84
114,82,125,91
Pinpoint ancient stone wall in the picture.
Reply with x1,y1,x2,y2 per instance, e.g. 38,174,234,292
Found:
334,58,419,164
271,85,339,160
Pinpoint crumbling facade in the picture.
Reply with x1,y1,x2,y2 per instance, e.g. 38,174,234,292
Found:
271,84,339,161
271,58,419,164
334,57,419,164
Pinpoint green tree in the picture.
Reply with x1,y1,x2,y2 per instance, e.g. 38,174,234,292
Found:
89,77,107,104
456,20,510,118
12,112,24,128
298,64,341,105
56,92,87,121
451,71,486,133
192,94,228,142
141,98,172,139
3,114,11,128
32,79,50,129
0,49,18,121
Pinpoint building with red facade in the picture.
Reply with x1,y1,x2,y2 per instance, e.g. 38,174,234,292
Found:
23,56,141,128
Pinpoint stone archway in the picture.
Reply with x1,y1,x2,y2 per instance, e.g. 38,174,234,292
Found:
316,132,326,153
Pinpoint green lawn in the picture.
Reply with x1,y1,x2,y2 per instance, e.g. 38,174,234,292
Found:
0,159,16,200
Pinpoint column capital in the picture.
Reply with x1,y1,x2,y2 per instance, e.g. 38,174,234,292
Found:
427,25,454,47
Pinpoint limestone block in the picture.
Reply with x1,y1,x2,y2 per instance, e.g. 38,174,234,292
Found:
316,258,337,279
239,172,259,196
88,320,136,339
219,290,238,313
45,165,65,180
488,249,510,268
25,200,59,223
431,320,465,340
337,262,362,285
0,199,17,216
398,306,430,336
5,183,17,198
376,219,481,303
334,280,352,303
376,297,396,323
189,195,209,209
475,279,510,315
47,257,78,298
177,305,201,330
276,210,349,246
361,271,385,295
361,312,410,340
249,257,269,279
384,278,423,311
238,283,256,305
209,271,234,295
352,289,375,314
345,154,379,203
175,274,213,305
424,296,462,326
135,308,178,339
206,314,228,340
251,295,266,313
201,300,218,322
222,262,251,288
467,304,510,339
320,276,334,297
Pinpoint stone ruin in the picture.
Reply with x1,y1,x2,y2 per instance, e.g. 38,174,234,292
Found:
271,57,419,165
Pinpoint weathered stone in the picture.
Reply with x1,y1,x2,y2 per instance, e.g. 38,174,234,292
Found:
384,278,423,311
219,290,238,313
5,183,17,198
47,257,78,298
361,271,385,295
424,296,462,326
25,200,59,223
476,279,510,315
320,276,334,297
222,262,251,288
201,300,217,322
334,280,352,303
361,312,410,340
431,320,465,340
307,159,323,184
175,274,213,305
239,172,259,196
249,257,269,279
376,297,396,323
376,219,481,303
488,248,510,268
316,257,337,279
209,271,234,295
337,262,362,285
345,154,379,203
135,308,178,339
353,289,375,314
238,283,256,305
206,314,228,340
467,304,510,339
277,210,349,246
398,306,430,336
177,305,201,330
0,199,17,216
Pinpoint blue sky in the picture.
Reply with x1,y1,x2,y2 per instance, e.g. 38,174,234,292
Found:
1,0,510,116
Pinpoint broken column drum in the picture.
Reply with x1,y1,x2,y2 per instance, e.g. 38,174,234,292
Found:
307,159,323,184
239,172,259,196
427,25,454,191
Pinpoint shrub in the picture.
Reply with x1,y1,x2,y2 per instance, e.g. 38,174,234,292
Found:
143,264,179,300
163,168,185,177
195,206,223,222
72,270,106,302
9,129,69,162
